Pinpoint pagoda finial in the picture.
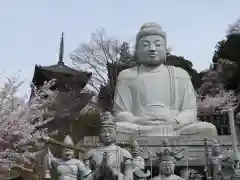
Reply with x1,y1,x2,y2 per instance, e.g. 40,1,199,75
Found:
58,32,64,65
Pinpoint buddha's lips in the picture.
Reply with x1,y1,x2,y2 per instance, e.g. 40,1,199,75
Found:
148,54,157,57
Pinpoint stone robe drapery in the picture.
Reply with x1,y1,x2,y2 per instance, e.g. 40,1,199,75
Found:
113,65,197,124
47,157,92,180
151,174,184,180
113,65,217,136
84,144,133,180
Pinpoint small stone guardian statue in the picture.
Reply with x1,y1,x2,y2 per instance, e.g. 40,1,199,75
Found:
152,139,185,180
83,111,133,180
131,140,151,180
231,161,240,180
44,135,92,180
228,109,240,180
188,169,203,180
207,140,228,180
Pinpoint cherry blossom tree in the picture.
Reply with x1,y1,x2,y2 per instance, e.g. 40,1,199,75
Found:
0,77,57,177
71,28,134,93
197,90,240,115
197,58,240,115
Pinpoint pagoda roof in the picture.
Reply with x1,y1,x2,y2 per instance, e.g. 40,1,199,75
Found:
32,63,91,81
32,32,92,87
32,64,92,88
35,63,90,75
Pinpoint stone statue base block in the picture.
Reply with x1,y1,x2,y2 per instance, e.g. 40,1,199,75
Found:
116,135,234,167
116,123,179,136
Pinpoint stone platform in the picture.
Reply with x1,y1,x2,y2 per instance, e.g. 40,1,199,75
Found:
117,135,235,167
81,135,236,167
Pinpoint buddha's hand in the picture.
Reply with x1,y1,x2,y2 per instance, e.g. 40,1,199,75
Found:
135,117,167,125
104,166,117,178
100,160,115,177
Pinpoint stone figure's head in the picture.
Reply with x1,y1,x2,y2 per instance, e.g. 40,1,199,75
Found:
131,140,141,157
212,140,221,155
135,22,167,66
189,169,203,180
157,147,176,176
99,111,117,145
62,135,74,160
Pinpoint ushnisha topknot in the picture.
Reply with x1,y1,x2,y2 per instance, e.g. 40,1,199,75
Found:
136,22,166,43
100,111,117,129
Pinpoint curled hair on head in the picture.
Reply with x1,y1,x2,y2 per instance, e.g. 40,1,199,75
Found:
136,22,166,43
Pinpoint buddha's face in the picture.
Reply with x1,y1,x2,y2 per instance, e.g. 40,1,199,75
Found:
99,127,116,145
159,160,175,176
136,35,166,66
62,148,74,160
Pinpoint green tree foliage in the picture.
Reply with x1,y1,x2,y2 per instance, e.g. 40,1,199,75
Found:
212,18,240,91
213,35,240,64
212,39,226,63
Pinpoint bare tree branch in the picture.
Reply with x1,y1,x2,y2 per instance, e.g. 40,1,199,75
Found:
70,28,123,93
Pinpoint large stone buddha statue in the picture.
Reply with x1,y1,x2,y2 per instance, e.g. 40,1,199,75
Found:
113,22,217,137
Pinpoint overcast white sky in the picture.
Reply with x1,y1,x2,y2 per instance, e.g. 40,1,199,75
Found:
1,0,240,96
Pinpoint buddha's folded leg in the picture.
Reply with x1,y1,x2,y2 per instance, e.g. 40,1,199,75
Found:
116,122,177,136
116,122,143,134
176,122,218,137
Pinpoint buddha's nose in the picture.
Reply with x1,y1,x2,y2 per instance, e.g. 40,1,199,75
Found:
105,131,110,136
149,44,156,52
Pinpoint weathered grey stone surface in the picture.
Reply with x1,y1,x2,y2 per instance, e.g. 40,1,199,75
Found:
152,139,185,180
45,135,92,180
119,136,235,167
83,112,133,180
81,135,235,167
113,22,217,137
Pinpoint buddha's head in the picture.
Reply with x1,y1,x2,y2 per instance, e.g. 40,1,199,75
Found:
62,135,74,160
99,111,117,146
135,22,167,66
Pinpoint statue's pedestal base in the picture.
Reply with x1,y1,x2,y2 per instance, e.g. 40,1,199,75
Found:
118,135,234,179
116,135,234,166
80,135,234,179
